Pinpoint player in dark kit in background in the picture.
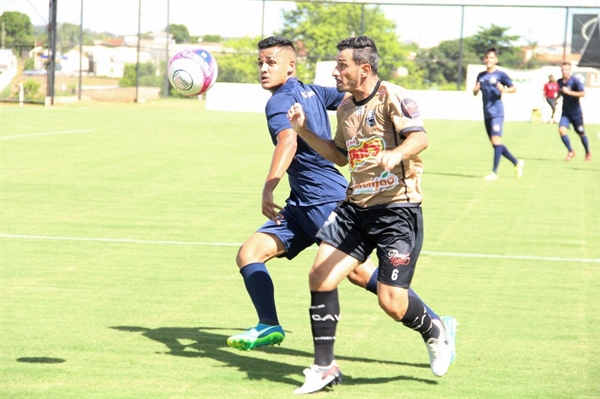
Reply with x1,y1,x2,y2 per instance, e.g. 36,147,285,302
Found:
473,47,524,181
288,36,457,395
543,74,559,123
557,62,592,162
227,36,446,354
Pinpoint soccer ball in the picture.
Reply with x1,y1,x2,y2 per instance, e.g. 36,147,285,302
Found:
168,48,218,96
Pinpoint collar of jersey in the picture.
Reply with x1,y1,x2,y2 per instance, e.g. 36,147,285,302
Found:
352,80,382,106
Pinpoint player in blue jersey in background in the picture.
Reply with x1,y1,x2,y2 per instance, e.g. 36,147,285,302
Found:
557,62,592,162
473,47,524,181
227,37,451,370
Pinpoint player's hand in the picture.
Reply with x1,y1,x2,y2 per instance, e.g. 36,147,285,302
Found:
375,150,402,171
287,103,306,132
496,82,504,93
561,86,571,95
262,190,284,225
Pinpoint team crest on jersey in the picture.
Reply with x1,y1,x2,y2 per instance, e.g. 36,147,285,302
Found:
490,76,498,84
352,170,399,195
347,136,383,170
366,110,375,126
388,249,410,266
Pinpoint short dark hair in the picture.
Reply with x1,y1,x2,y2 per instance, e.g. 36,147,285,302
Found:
258,36,295,52
484,47,498,56
336,36,379,73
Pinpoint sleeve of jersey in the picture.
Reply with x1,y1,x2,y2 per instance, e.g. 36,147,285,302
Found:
388,88,425,137
333,111,348,157
265,94,295,137
574,78,585,92
502,71,514,87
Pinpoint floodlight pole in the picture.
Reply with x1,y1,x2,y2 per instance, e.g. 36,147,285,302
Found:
163,0,170,98
46,0,58,106
562,7,569,62
135,0,141,103
457,5,465,90
78,0,83,100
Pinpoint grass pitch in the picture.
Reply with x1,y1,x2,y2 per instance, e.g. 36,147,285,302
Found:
1,100,598,398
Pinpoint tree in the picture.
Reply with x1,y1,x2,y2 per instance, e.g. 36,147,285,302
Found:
56,23,94,53
277,3,409,83
119,62,162,87
169,24,191,44
215,37,260,83
416,24,524,89
0,11,34,48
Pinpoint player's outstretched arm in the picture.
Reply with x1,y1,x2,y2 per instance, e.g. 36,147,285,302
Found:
287,103,348,166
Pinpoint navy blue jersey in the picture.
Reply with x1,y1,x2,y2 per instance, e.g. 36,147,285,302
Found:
476,69,513,119
265,78,347,206
558,76,584,117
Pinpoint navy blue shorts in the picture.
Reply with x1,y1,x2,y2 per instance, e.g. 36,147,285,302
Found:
316,202,424,288
484,116,504,137
256,201,338,260
559,114,585,134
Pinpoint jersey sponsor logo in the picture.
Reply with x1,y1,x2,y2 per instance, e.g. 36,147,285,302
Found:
301,90,316,99
351,171,399,195
340,97,351,107
347,136,383,170
402,98,420,119
366,110,375,126
388,249,410,266
311,314,340,322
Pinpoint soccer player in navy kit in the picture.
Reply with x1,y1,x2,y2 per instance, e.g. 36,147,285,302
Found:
288,36,456,394
227,37,446,355
557,62,592,162
473,47,524,181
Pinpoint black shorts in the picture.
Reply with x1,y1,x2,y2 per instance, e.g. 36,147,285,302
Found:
316,202,424,288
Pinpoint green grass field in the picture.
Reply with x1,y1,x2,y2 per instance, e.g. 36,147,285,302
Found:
1,99,598,399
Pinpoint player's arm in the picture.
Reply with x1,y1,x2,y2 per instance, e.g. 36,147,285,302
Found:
287,103,348,166
376,130,428,171
472,81,481,96
262,128,297,223
562,85,585,98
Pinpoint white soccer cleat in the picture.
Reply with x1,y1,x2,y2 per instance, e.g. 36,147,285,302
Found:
484,171,499,181
293,361,342,395
426,316,457,377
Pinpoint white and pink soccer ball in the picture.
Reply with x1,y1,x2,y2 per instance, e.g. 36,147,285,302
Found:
167,48,218,96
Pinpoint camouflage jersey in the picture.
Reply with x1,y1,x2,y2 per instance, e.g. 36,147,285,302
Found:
334,80,426,208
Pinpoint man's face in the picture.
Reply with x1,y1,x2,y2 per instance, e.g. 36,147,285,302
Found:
332,48,362,93
561,64,571,78
257,46,293,92
483,52,497,69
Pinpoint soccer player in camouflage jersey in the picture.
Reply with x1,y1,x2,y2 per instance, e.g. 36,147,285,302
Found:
227,36,444,354
288,36,457,395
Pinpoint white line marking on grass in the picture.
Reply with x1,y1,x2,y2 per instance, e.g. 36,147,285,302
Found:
1,129,91,140
1,233,598,263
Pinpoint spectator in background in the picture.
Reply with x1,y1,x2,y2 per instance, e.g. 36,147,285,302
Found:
543,74,559,123
557,62,592,162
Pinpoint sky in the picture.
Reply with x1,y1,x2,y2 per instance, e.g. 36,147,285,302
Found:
2,0,599,48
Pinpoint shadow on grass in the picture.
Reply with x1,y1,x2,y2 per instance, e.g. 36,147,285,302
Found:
16,357,66,364
111,325,436,388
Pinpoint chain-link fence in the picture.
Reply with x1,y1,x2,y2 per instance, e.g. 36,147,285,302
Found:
1,0,598,104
